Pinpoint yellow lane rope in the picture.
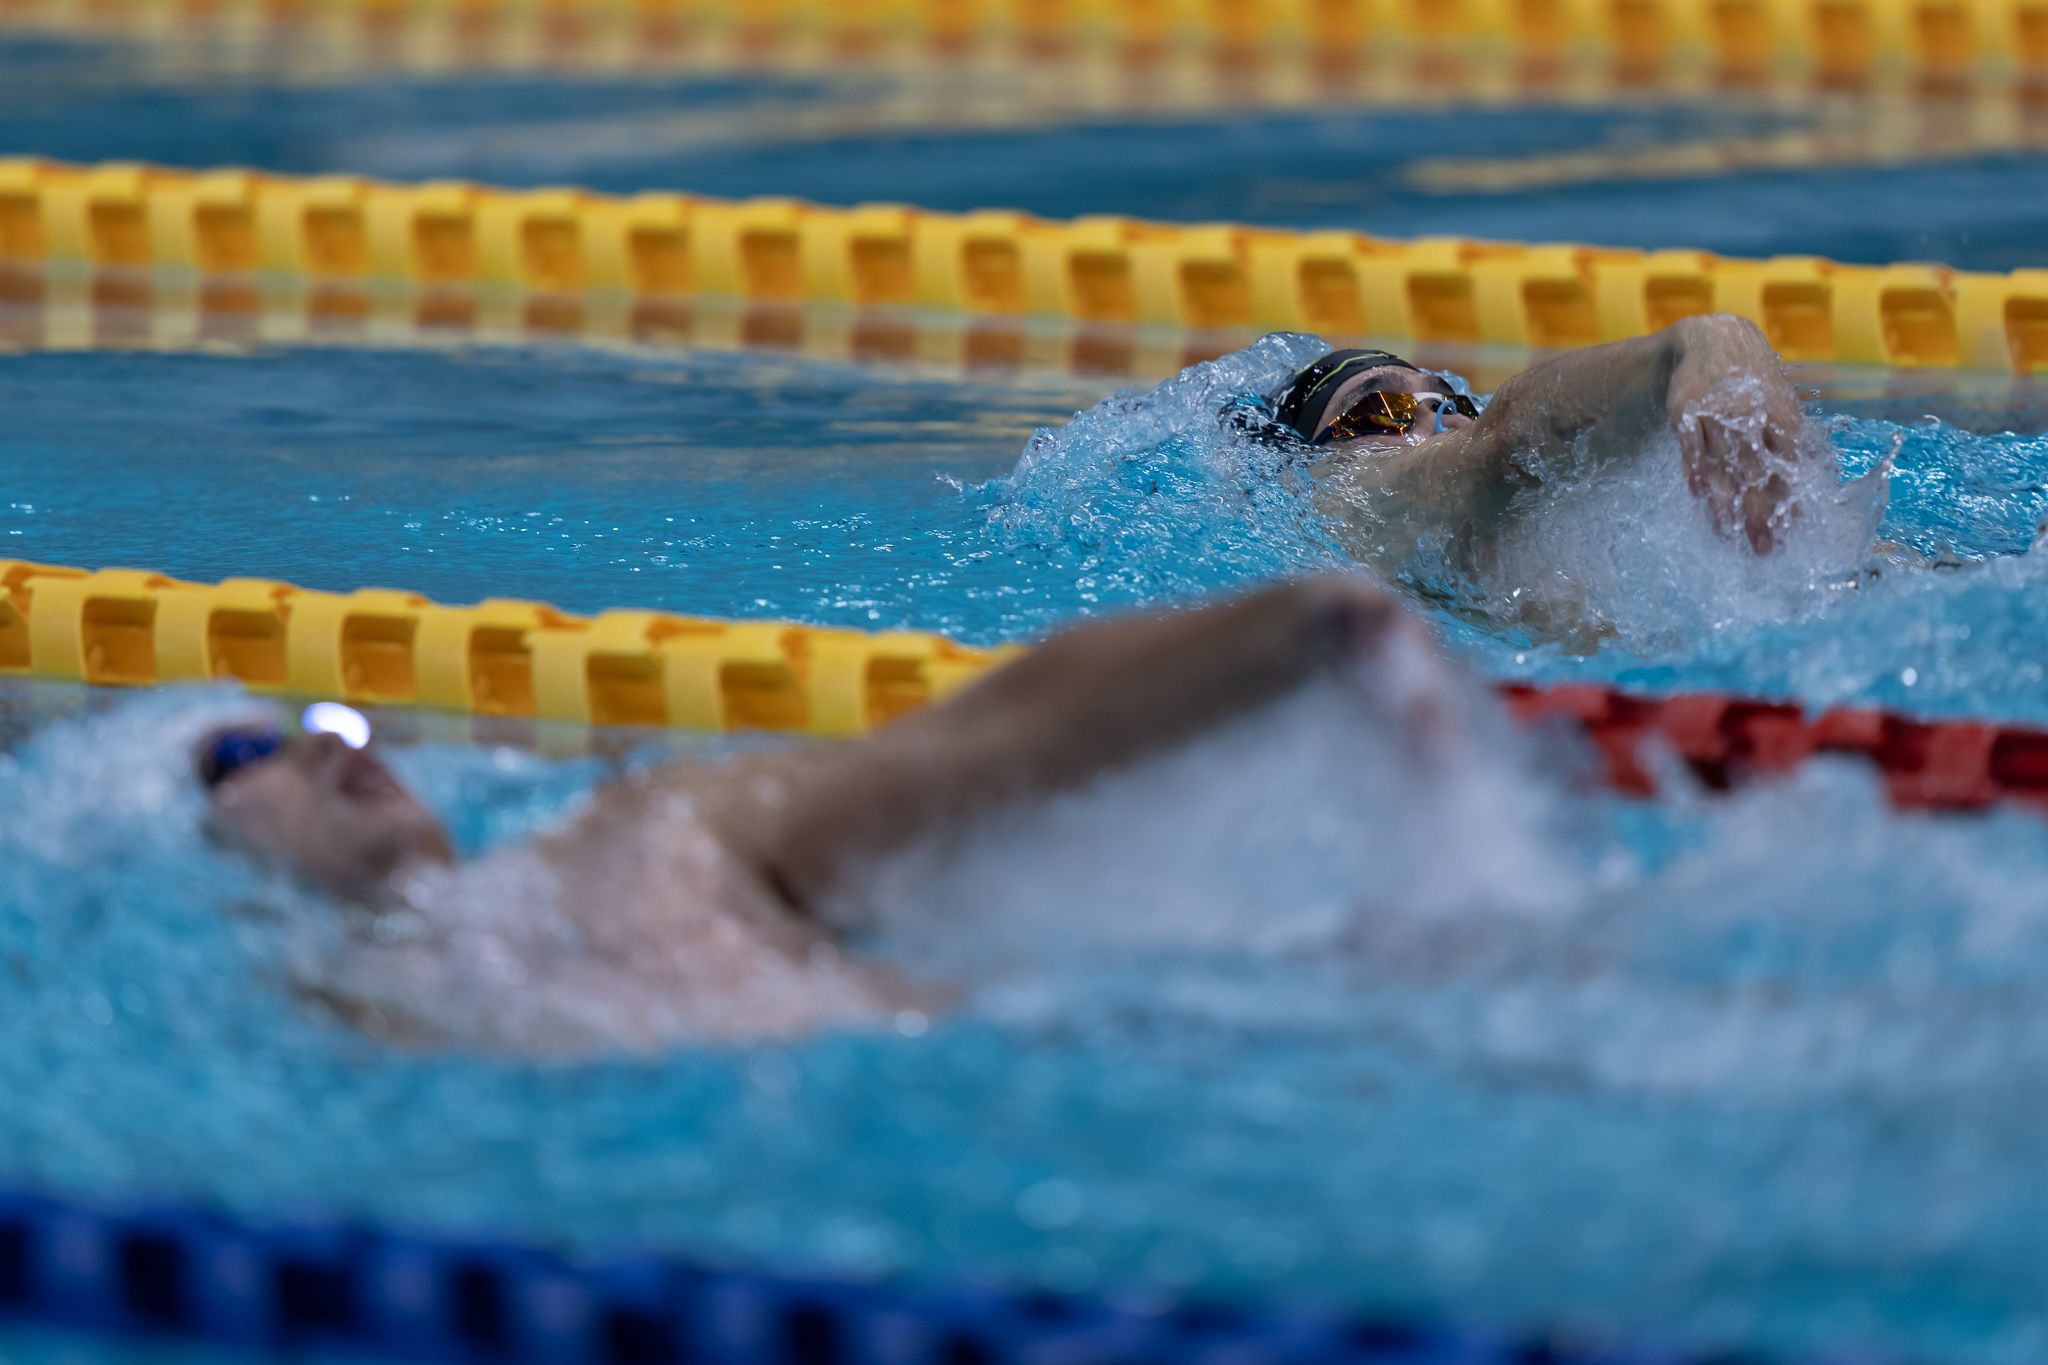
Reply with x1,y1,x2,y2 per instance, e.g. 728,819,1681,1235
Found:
0,558,1015,735
4,158,2044,370
1,0,2040,87
3,0,2031,100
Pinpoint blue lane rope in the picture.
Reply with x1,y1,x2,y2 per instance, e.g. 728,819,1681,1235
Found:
0,1184,1767,1364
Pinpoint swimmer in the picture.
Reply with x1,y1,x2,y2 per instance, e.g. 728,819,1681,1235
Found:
1252,315,1823,622
196,576,1439,1050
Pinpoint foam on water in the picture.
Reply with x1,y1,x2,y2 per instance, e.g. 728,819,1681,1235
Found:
854,624,1584,985
971,331,1347,610
1512,417,2048,719
1364,764,2048,1107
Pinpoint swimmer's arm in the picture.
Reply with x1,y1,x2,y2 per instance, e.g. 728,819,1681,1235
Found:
652,579,1406,932
1359,315,1806,552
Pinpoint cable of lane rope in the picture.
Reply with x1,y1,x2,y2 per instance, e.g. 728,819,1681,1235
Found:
3,158,2046,371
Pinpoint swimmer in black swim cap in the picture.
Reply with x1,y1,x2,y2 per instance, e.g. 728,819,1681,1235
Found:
1271,348,1480,446
1262,316,1823,574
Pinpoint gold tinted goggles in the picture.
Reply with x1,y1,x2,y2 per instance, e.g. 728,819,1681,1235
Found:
1324,388,1480,443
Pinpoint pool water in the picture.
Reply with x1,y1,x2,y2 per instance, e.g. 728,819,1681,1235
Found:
12,15,2048,1364
8,328,2048,1364
0,1326,371,1365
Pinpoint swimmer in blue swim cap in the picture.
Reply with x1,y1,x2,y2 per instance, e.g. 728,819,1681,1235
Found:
194,577,1439,1046
1262,315,1815,559
198,702,455,902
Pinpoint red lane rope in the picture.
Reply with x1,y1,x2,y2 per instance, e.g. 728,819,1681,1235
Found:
1497,683,2048,813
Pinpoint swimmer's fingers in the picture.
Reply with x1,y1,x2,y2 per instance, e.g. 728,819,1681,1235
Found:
1684,413,1792,554
1742,473,1793,554
1728,419,1774,552
1761,413,1793,460
1664,315,1813,555
1682,414,1739,537
1677,412,1709,503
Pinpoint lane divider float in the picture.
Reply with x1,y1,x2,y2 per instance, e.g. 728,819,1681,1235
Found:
0,558,1011,737
3,0,2044,87
2,555,2043,812
4,158,2046,371
0,1183,1801,1365
5,0,2020,103
1501,683,2048,813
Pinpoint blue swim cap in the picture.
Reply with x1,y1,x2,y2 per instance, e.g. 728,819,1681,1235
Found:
196,703,373,790
197,725,286,790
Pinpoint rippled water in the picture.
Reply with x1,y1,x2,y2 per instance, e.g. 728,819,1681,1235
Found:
7,335,2048,1362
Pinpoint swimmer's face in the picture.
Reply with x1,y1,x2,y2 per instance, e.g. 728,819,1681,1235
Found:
198,729,454,898
1319,366,1478,448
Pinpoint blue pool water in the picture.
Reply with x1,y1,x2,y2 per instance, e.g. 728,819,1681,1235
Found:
0,1328,365,1364
7,332,2048,1365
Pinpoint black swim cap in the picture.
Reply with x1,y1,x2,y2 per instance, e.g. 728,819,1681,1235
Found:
1272,349,1421,443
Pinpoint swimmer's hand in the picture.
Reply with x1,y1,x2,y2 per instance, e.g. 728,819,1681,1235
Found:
1666,314,1808,554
